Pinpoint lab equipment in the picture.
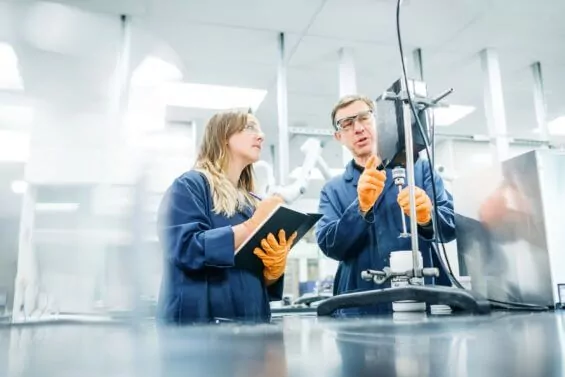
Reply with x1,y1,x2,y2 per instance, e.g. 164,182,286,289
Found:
454,150,565,308
256,137,335,204
317,0,495,316
375,78,433,168
392,166,410,238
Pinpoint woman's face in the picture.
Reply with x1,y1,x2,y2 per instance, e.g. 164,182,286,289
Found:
227,114,265,165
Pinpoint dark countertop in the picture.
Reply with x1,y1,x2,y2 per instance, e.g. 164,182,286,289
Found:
1,311,564,377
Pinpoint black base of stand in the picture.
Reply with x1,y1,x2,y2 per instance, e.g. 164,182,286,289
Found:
316,285,492,317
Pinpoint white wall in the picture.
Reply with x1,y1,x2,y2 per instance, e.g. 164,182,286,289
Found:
433,139,537,185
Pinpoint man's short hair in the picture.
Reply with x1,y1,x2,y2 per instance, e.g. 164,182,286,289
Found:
330,94,375,129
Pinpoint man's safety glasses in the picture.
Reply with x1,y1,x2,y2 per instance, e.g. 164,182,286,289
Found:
335,110,374,132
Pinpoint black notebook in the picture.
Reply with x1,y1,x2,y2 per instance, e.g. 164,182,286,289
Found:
234,205,323,278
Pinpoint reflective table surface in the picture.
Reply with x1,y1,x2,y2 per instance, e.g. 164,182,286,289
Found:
1,311,564,377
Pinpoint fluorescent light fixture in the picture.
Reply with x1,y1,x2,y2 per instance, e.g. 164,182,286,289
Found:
0,104,34,127
470,153,492,166
289,167,344,181
0,130,30,162
35,203,79,212
533,116,565,136
160,82,268,112
11,180,28,194
131,56,183,87
0,42,24,90
432,105,475,126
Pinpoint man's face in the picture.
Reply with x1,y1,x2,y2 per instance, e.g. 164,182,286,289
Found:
333,100,376,158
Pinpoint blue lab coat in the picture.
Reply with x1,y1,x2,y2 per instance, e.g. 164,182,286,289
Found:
315,159,456,316
156,170,284,325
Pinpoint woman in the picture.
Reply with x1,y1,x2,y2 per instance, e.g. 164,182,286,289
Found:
156,110,296,325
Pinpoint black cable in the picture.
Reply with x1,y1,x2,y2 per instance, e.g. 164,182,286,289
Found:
394,0,548,311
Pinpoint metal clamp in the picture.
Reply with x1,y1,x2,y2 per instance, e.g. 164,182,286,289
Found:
361,267,440,285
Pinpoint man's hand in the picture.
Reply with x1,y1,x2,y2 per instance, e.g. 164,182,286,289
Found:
397,187,432,225
357,155,387,213
253,229,297,282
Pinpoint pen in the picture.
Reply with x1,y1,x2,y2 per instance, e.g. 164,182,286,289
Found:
249,192,263,201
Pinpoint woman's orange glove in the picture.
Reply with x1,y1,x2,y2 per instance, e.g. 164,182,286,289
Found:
253,229,297,282
358,155,387,212
397,187,432,225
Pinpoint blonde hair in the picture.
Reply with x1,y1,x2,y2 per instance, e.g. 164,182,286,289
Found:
330,94,375,129
194,110,258,217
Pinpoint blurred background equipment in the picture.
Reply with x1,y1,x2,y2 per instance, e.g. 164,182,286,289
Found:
454,150,565,308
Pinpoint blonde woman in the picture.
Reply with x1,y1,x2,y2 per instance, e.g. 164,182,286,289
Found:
156,110,296,324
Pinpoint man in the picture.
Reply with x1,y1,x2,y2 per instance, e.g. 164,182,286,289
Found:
315,94,456,316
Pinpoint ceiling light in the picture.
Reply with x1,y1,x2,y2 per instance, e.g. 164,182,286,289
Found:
533,116,565,136
432,105,475,126
0,42,24,91
160,83,268,112
0,104,34,127
11,180,27,194
0,130,30,162
35,203,79,212
469,153,492,166
131,56,183,88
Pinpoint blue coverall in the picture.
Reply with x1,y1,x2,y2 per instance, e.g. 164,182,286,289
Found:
156,170,284,325
315,159,456,316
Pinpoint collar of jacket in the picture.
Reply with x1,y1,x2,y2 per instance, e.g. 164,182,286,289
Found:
343,160,361,187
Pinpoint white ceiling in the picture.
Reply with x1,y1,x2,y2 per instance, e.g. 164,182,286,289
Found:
139,0,565,147
0,0,564,214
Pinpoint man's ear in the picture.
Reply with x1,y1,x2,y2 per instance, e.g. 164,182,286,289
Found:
334,131,341,143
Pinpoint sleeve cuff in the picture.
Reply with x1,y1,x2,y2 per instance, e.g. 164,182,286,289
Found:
267,275,285,301
417,221,435,241
203,226,236,267
348,198,375,224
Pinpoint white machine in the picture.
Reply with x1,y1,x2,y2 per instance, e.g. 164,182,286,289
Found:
254,137,335,204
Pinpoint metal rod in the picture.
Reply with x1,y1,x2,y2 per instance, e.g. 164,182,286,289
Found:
431,88,454,104
411,48,424,81
400,78,422,278
531,61,549,146
276,32,289,185
398,185,408,236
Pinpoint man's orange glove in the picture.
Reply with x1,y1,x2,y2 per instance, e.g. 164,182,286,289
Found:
358,155,387,212
243,195,283,233
397,187,432,225
253,229,297,282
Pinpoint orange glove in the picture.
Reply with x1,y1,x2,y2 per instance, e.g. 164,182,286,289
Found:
397,187,432,225
243,195,283,233
358,155,387,212
253,229,297,281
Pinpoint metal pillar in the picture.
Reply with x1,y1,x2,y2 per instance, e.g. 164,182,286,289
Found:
299,258,308,283
116,14,145,321
411,48,424,81
531,62,549,146
94,14,135,314
338,47,357,96
480,48,509,162
338,47,356,165
12,185,38,322
277,32,289,185
113,14,133,116
400,79,421,278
